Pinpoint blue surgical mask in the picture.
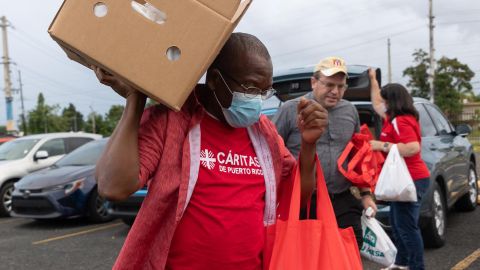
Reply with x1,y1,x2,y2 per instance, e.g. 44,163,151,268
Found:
221,92,262,128
211,71,264,128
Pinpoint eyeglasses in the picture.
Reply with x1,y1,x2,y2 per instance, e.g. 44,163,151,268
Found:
316,78,348,92
219,71,276,100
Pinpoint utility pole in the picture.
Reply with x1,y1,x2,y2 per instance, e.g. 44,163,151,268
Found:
428,0,435,103
1,16,15,132
43,103,48,133
17,70,27,135
387,38,392,84
89,105,96,134
73,114,77,132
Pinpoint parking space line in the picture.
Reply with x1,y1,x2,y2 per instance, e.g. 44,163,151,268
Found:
477,180,480,204
451,249,480,270
32,222,123,245
0,219,22,225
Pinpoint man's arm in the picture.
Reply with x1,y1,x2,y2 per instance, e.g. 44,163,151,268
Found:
352,102,377,216
359,187,377,216
298,140,317,207
93,67,147,201
296,98,328,207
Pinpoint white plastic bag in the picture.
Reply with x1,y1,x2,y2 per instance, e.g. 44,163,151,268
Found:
360,215,397,266
374,144,417,202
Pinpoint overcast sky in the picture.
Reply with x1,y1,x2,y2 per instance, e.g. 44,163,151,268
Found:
1,0,479,129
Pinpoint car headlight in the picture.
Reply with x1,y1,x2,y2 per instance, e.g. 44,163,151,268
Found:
45,184,65,192
63,178,86,195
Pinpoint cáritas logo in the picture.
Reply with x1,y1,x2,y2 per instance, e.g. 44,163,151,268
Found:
200,149,216,170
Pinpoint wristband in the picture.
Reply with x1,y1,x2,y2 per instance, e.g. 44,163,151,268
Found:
382,142,390,152
360,191,372,197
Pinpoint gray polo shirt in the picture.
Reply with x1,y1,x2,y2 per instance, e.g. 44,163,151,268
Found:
273,92,360,194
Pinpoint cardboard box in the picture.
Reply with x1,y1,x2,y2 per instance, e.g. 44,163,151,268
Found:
49,0,252,111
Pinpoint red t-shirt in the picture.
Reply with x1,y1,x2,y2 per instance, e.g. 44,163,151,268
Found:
166,114,265,270
380,115,430,180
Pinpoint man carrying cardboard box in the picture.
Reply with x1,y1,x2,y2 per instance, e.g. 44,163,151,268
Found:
94,33,328,270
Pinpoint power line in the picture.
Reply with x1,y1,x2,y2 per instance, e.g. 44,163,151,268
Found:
13,25,60,54
273,22,424,59
0,19,121,123
8,29,85,76
275,25,424,60
437,19,480,25
435,8,480,16
14,65,121,105
6,19,85,75
9,30,68,65
5,22,126,105
17,63,94,94
263,4,384,43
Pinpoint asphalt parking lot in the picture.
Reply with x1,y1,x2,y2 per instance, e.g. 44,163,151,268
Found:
1,157,479,270
1,206,479,270
0,217,125,270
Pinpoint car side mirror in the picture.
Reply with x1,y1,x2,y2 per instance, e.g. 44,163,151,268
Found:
455,124,472,137
34,150,49,161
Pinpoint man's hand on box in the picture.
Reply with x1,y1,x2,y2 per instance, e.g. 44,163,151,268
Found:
92,66,138,99
296,97,328,145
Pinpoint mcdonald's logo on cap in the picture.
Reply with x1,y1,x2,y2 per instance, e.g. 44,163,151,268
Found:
314,56,348,77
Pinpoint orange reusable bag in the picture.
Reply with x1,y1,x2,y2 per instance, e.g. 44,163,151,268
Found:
265,158,362,270
337,124,384,188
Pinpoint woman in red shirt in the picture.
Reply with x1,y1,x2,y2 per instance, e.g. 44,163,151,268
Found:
368,69,430,270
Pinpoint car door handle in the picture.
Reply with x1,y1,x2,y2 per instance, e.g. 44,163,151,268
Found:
429,144,438,150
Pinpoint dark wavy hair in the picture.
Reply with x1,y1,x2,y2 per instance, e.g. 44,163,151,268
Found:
380,83,419,120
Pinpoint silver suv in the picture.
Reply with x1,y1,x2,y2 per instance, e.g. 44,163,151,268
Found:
0,132,102,216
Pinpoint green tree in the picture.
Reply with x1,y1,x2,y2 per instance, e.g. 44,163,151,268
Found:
61,103,85,132
98,105,124,136
27,93,63,134
84,112,105,135
471,95,480,102
403,49,475,117
0,126,6,134
403,49,431,99
436,57,475,100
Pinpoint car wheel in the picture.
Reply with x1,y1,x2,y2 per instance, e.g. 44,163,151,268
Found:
422,181,446,248
87,188,113,223
0,182,15,217
455,163,478,212
121,217,135,227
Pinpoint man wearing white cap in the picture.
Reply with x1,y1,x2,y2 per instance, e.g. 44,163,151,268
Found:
273,57,377,248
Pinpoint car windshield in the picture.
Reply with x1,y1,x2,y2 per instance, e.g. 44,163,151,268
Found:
56,139,107,167
0,139,40,161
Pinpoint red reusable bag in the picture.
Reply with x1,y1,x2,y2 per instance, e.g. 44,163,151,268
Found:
337,124,384,188
264,159,362,270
